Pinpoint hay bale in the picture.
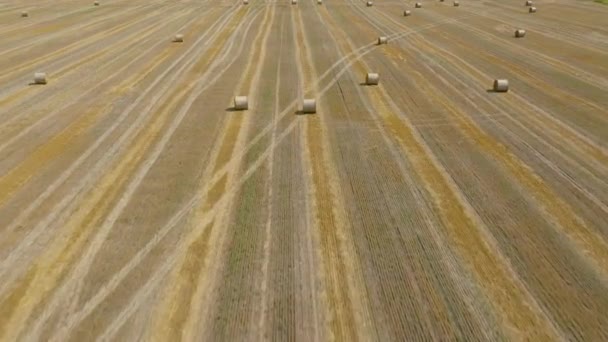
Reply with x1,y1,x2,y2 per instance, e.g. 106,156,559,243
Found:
415,2,422,8
173,34,184,42
366,1,373,7
34,72,47,85
366,72,379,85
377,36,388,45
525,0,532,6
318,0,323,4
234,96,248,110
21,11,28,17
493,79,509,92
292,0,297,4
302,99,316,114
94,1,99,6
514,29,526,38
404,10,411,16
529,6,536,13
243,0,249,4
454,1,459,6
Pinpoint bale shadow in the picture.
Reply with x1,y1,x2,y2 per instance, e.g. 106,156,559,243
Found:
28,82,45,86
225,107,244,112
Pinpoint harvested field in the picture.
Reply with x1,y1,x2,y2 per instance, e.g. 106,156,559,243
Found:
0,0,607,340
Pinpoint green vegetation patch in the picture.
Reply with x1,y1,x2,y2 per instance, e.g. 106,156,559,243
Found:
595,0,608,4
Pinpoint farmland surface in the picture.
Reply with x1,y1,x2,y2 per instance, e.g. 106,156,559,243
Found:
1,0,607,340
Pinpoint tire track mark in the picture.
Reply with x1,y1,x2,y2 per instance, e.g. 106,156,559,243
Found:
29,12,491,341
0,7,217,234
32,7,261,341
145,5,274,341
0,2,171,85
0,7,196,161
332,1,565,339
295,4,358,341
0,7,246,337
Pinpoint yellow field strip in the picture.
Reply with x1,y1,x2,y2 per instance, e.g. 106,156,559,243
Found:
149,5,274,341
0,6,249,340
317,2,563,339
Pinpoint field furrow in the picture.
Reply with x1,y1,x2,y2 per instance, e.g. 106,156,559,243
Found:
1,0,607,340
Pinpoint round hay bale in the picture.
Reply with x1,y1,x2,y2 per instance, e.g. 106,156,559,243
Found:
302,99,316,114
173,34,184,42
440,0,445,2
318,0,323,4
454,1,459,6
525,0,532,6
21,11,29,17
493,79,509,92
243,0,249,4
404,10,411,16
529,6,536,13
366,72,379,85
514,29,526,38
377,36,388,45
366,1,373,7
234,96,248,110
292,0,297,4
34,72,47,85
94,1,99,6
415,2,422,8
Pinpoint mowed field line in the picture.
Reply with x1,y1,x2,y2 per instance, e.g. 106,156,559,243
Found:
196,6,280,340
290,5,326,341
475,0,608,40
423,11,608,90
0,4,250,333
0,1,244,309
298,2,379,341
322,2,488,339
409,44,608,280
370,6,608,204
0,3,171,85
146,4,275,341
75,5,267,339
369,11,608,280
324,1,563,339
316,2,497,339
27,7,263,342
356,2,604,334
0,7,222,233
0,3,111,37
0,12,169,111
180,11,482,197
368,4,608,201
127,12,488,246
403,33,608,209
465,2,608,56
46,13,481,339
0,8,198,170
0,12,202,133
0,2,153,57
0,2,247,283
35,5,438,340
257,11,286,339
0,8,516,340
56,9,263,339
428,20,608,127
0,4,190,118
